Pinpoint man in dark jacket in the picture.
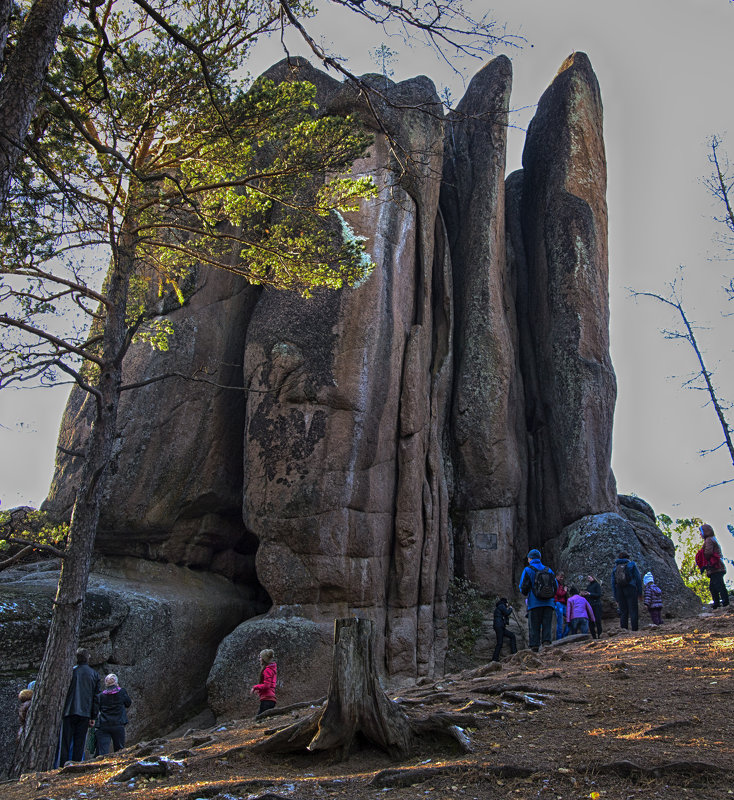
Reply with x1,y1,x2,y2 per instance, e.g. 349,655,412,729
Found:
582,574,603,638
491,598,517,661
60,648,100,763
611,552,643,631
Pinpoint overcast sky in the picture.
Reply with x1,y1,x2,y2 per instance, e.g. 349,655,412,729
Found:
1,0,733,560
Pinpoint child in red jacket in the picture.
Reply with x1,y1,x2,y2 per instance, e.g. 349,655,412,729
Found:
251,649,277,716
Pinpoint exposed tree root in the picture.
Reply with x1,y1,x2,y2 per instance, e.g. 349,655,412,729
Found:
591,760,729,777
252,618,479,759
369,761,535,788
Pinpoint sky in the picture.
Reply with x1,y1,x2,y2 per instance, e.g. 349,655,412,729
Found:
1,0,733,561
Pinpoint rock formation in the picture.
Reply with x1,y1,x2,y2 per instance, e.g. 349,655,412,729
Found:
0,557,246,776
0,52,698,766
546,495,700,620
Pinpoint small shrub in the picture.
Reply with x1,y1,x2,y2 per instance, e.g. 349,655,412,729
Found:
447,577,493,656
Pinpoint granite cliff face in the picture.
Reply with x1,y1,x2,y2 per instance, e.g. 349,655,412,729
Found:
39,53,676,699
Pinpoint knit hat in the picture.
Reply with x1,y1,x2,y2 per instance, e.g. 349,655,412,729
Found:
104,673,119,688
643,572,654,585
527,549,541,560
700,523,714,538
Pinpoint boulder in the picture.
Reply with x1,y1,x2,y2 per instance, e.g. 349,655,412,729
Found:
546,511,700,620
0,558,248,777
207,615,334,720
618,494,656,521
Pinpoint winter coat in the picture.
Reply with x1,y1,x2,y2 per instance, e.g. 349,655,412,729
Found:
17,693,32,743
643,582,663,608
566,594,595,623
519,559,557,610
554,582,569,604
252,662,277,702
611,558,643,600
63,663,101,718
93,687,131,728
585,579,602,611
703,534,727,576
493,600,512,629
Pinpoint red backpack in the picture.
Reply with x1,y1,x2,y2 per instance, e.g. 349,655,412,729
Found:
696,547,721,570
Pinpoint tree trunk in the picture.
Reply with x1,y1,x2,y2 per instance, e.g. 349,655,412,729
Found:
309,617,414,759
253,618,473,760
11,225,135,775
0,0,70,217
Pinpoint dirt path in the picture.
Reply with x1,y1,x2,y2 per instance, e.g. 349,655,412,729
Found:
4,608,732,800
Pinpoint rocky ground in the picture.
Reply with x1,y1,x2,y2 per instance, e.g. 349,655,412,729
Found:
3,608,732,800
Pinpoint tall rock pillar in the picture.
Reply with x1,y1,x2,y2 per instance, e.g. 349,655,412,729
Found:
509,52,618,546
440,56,526,595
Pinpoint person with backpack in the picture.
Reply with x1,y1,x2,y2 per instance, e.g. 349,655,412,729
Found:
698,524,729,609
519,549,557,652
642,571,663,625
611,551,643,631
491,597,518,661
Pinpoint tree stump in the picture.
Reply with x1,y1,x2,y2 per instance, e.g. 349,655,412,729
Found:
253,618,472,759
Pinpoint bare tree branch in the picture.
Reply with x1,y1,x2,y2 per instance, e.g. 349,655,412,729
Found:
631,282,734,478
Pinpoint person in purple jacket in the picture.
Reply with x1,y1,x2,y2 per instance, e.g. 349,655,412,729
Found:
565,586,595,634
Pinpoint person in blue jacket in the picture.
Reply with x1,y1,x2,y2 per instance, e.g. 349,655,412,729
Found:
611,551,643,631
519,549,557,652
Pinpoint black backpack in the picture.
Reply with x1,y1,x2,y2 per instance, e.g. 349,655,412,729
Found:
530,566,557,600
614,561,631,588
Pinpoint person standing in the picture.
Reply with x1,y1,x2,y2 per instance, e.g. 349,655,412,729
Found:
611,551,643,631
92,674,132,755
699,523,729,609
16,688,33,744
491,597,517,661
565,586,595,634
582,574,603,638
642,572,663,625
519,549,557,652
60,648,100,763
251,648,277,716
553,571,569,640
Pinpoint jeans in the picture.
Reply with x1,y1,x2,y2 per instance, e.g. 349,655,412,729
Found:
617,585,639,630
96,725,125,755
528,606,554,650
569,618,589,635
554,602,567,639
492,626,517,660
709,573,730,607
